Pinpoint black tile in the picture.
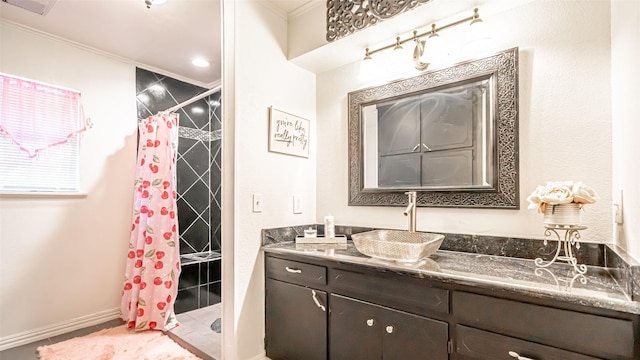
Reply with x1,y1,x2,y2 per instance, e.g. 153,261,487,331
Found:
179,263,200,290
208,282,222,306
136,98,154,120
210,224,221,252
181,218,210,253
213,142,222,170
138,86,178,116
182,180,211,214
177,137,197,155
177,158,201,195
208,259,221,283
175,287,199,314
210,197,221,219
180,98,210,130
181,141,210,177
198,284,210,308
177,199,198,240
199,261,210,284
162,76,205,105
136,68,162,94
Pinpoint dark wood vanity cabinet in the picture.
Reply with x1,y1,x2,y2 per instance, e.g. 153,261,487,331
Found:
264,252,640,360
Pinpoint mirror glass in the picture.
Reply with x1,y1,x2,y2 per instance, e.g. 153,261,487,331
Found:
349,48,519,208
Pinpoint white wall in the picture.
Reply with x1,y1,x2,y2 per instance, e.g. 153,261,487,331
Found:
0,22,137,347
317,1,613,244
229,1,316,359
611,0,640,260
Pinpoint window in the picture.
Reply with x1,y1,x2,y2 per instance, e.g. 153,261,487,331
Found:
0,73,86,193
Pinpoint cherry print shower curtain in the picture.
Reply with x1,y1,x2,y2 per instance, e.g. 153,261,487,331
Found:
121,112,181,331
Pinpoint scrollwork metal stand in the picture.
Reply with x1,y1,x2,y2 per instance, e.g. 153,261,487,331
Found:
535,224,588,274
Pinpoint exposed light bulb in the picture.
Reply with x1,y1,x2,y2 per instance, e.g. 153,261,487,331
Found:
465,8,492,55
423,25,448,67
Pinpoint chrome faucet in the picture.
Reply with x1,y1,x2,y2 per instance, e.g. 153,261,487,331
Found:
403,191,417,232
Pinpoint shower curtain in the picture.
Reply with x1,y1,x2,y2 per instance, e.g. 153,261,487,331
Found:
121,112,181,331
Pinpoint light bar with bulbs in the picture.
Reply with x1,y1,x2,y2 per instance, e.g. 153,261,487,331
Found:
360,8,489,76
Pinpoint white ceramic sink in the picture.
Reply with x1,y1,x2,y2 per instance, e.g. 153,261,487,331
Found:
351,230,444,263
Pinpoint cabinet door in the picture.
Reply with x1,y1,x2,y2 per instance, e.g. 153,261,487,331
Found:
265,279,327,360
329,294,382,360
383,307,448,360
330,294,449,360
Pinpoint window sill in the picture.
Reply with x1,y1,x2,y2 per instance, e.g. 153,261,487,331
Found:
0,191,88,198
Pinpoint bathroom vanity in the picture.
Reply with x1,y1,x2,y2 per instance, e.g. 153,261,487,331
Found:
263,242,640,360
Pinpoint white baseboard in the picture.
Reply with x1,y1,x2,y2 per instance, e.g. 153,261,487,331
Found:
0,307,121,351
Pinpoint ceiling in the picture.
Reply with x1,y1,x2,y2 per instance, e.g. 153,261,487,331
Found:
0,0,315,88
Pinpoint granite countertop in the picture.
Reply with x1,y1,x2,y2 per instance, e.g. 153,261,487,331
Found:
263,241,640,315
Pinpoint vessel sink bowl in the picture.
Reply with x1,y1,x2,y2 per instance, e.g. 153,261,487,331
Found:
351,230,445,263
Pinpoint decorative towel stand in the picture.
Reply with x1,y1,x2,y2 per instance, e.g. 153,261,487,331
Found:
535,224,588,274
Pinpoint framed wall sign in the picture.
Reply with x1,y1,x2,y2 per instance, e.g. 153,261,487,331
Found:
268,106,310,158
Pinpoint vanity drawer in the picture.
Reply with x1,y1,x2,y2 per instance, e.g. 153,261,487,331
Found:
266,256,326,287
330,268,449,317
452,291,634,359
455,325,600,360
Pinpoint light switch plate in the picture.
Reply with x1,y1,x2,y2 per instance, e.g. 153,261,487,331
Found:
293,195,302,214
253,193,263,213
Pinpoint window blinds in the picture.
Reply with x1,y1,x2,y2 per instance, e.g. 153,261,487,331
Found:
0,73,85,192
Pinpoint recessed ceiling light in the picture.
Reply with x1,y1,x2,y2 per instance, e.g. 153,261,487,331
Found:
192,58,210,68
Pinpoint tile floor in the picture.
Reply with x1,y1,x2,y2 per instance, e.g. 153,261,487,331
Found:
170,303,222,360
0,304,221,360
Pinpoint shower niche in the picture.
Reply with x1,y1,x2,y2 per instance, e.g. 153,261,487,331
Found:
136,68,222,313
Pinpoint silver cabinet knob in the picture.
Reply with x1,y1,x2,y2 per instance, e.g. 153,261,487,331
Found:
385,325,394,334
366,319,374,327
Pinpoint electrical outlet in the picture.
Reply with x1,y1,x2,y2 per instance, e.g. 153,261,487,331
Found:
293,195,302,214
614,189,623,224
253,193,263,213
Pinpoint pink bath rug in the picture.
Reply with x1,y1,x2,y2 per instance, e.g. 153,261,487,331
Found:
37,325,202,360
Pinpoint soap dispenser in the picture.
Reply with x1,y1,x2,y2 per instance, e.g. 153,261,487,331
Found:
324,214,335,238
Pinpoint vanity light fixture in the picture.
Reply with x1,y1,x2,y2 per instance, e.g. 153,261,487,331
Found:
360,8,489,74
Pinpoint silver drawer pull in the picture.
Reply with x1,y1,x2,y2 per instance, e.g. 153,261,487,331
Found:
366,319,374,327
385,325,394,334
285,266,302,274
411,144,421,152
508,351,534,360
311,290,326,312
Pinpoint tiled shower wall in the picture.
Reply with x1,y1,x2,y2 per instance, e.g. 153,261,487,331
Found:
136,68,222,313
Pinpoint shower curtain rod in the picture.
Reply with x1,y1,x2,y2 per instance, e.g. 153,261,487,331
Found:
162,85,221,114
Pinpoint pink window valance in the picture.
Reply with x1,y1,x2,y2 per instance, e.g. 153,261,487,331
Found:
0,73,87,158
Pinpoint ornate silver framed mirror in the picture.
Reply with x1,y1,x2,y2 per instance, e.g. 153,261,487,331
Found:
348,47,519,208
